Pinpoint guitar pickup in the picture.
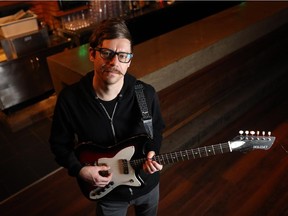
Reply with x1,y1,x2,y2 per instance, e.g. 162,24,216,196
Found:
122,159,129,174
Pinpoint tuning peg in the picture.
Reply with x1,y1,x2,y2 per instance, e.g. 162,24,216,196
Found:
257,131,260,136
245,130,249,135
239,130,244,135
268,131,271,136
250,131,255,135
262,131,265,136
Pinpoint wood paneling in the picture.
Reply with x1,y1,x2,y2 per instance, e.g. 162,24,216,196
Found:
159,23,288,137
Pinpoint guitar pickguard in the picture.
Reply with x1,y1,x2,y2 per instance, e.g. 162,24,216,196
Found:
89,146,142,200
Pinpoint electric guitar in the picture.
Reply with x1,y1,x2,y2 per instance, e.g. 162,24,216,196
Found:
75,130,275,200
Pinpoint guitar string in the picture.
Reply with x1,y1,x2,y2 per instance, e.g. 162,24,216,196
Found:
130,142,230,167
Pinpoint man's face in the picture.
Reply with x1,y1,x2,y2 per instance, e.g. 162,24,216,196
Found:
89,38,132,85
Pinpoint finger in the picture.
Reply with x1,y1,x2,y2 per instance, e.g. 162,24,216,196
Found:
100,165,111,170
146,162,157,173
147,151,155,159
93,177,111,187
146,164,154,174
152,161,163,171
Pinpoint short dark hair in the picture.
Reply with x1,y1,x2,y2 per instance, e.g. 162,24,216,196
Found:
89,18,132,50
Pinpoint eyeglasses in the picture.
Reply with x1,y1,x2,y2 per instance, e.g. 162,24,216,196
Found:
94,47,133,63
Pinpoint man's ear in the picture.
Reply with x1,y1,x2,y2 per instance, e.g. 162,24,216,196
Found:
89,47,95,62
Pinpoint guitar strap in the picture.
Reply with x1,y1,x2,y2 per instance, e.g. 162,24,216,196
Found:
135,81,154,139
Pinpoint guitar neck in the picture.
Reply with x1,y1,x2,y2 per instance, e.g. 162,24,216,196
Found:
131,142,231,169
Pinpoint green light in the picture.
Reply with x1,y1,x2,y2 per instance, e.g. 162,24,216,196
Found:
240,2,246,7
78,46,88,57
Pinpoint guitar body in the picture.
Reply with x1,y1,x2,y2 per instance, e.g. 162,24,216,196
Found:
75,134,150,200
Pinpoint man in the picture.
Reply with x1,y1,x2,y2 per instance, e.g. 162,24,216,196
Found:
50,18,165,216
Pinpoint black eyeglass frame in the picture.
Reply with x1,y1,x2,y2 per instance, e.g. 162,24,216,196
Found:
94,47,133,63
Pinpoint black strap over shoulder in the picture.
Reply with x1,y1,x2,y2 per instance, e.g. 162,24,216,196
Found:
135,81,154,139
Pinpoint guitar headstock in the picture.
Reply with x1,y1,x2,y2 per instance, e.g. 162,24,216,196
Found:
229,130,276,152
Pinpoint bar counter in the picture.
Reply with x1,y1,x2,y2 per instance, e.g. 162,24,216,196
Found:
48,2,288,94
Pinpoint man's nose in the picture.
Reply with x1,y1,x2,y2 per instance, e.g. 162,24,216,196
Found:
107,54,119,64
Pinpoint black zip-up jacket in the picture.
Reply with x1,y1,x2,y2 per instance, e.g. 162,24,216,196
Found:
50,71,165,201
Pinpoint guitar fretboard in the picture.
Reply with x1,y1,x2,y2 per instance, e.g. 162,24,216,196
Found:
131,142,230,169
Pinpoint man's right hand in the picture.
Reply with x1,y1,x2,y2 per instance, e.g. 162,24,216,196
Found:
79,165,113,187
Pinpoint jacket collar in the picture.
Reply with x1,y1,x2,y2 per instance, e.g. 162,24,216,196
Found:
80,71,137,101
